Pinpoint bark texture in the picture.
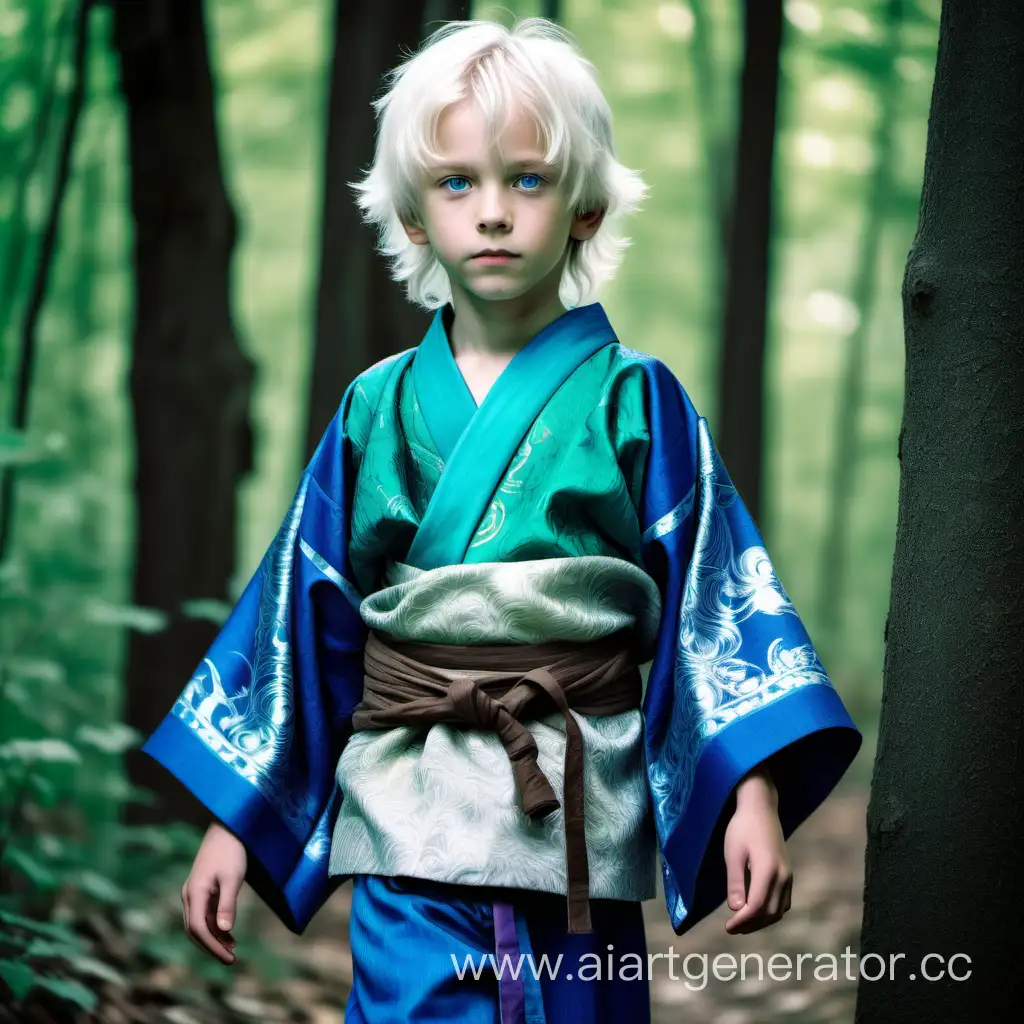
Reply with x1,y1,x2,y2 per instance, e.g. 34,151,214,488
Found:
856,2,1024,1019
305,0,435,457
113,0,255,826
715,0,783,525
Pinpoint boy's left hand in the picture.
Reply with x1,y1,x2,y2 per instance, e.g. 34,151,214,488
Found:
722,767,793,935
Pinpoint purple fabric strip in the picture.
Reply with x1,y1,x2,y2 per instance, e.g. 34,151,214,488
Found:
493,899,526,1024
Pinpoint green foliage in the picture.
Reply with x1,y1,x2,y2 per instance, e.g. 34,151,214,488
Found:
0,908,82,943
180,597,234,626
0,430,37,466
0,911,98,1011
0,958,99,1010
0,0,941,1013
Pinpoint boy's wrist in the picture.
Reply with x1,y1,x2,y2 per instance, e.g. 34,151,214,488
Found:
734,760,778,810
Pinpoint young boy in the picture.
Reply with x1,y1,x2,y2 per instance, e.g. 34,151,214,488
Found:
145,17,861,1023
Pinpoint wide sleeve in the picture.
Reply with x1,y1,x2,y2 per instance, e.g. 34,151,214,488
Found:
637,358,862,936
140,379,369,934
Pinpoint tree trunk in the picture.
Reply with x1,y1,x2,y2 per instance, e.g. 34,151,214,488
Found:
0,0,91,562
540,1,561,24
113,0,255,826
689,0,730,271
0,1,69,369
305,0,437,458
855,2,1024,1020
714,0,783,526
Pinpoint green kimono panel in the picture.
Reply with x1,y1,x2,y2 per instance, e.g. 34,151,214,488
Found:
330,304,664,901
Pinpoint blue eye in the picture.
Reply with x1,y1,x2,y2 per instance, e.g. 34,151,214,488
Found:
440,176,470,193
440,174,471,192
438,173,546,193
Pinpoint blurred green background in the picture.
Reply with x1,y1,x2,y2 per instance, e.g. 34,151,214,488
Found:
0,0,938,1014
2,0,935,738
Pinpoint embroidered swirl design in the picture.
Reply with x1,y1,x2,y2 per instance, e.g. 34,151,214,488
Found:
647,419,833,846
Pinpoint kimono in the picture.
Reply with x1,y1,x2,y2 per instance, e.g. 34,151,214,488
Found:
142,301,861,1021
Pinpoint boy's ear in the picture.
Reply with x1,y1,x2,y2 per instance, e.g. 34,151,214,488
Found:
401,214,430,246
569,206,607,242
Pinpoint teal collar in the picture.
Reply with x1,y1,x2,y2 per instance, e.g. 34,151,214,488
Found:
407,302,618,570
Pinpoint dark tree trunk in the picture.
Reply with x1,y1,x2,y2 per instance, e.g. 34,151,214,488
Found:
540,0,561,24
305,0,438,458
424,0,471,31
0,0,91,562
855,3,1024,1021
715,0,783,526
113,0,255,826
689,0,730,267
0,1,70,370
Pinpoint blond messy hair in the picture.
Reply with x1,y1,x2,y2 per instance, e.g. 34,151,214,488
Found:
347,16,649,311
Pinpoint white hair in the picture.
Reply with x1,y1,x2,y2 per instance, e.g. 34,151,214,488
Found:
347,16,649,311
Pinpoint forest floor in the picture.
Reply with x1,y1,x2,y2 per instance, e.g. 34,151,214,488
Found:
1,779,869,1023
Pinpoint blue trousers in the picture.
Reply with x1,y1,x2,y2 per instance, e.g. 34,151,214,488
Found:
344,875,651,1023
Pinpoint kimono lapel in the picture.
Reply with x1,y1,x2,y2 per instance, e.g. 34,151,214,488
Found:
407,302,618,571
412,304,478,463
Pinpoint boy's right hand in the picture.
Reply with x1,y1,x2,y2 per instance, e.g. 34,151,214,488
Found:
181,821,247,964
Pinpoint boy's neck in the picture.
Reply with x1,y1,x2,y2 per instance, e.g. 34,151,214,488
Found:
446,284,569,361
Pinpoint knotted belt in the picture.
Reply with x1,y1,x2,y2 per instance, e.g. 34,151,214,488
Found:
350,628,644,934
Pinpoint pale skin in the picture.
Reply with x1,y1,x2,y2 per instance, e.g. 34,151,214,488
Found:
725,760,794,934
399,97,606,404
181,98,792,963
182,821,244,964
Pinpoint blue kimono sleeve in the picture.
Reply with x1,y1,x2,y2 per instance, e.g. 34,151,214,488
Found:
638,358,862,935
141,380,368,933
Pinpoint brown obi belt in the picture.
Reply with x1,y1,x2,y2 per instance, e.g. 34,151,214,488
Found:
351,628,644,934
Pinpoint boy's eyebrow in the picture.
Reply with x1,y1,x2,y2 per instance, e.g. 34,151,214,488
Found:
428,157,555,172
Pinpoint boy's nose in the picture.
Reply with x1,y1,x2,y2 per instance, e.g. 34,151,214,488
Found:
476,187,513,228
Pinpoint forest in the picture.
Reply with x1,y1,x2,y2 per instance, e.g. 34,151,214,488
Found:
2,0,1021,1021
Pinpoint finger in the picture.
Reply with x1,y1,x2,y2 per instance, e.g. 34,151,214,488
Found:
204,884,237,958
724,843,749,912
726,862,775,933
184,880,234,962
780,874,793,915
735,871,791,933
766,872,791,917
184,921,233,965
726,898,762,932
187,884,236,964
186,929,218,958
206,885,237,950
184,885,216,955
727,900,772,935
744,858,774,915
214,875,240,935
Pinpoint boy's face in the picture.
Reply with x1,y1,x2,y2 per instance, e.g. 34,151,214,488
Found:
401,98,605,306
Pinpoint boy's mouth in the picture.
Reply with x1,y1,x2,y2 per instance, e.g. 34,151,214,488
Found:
472,252,520,266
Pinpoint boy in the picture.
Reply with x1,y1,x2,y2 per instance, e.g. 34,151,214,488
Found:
146,17,860,1023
